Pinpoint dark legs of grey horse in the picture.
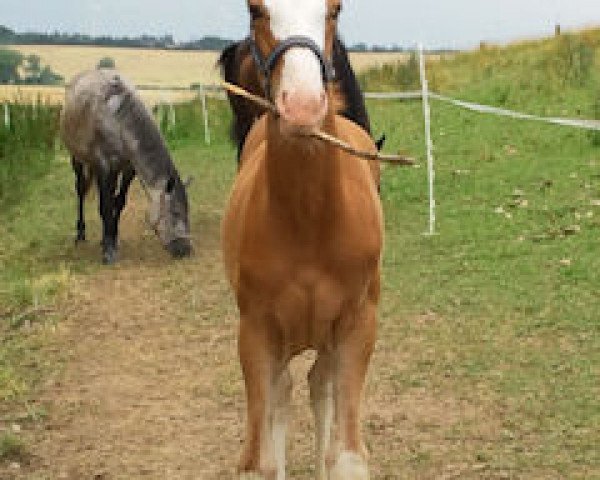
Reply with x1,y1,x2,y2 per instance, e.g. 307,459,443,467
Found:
97,169,120,264
72,158,89,242
96,166,135,264
114,167,135,224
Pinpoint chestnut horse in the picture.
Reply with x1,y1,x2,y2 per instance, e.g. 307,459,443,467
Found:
221,1,382,479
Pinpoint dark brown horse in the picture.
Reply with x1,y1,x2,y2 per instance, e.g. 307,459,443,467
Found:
218,31,385,159
221,1,382,478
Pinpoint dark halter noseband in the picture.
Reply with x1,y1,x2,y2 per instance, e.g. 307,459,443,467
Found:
249,34,336,100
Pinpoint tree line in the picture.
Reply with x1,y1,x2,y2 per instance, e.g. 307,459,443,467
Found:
0,25,412,52
0,25,232,51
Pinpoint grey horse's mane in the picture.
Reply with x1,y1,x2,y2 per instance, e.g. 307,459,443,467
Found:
109,77,178,181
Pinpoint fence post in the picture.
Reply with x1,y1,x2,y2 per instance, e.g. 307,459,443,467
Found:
200,86,211,145
419,43,436,236
4,103,9,129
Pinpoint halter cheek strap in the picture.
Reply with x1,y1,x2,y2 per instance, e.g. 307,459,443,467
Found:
249,34,336,100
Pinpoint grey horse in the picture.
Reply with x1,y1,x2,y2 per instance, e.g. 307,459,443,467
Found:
60,69,192,264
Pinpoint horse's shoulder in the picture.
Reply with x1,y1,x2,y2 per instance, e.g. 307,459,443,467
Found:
239,114,268,167
333,116,380,189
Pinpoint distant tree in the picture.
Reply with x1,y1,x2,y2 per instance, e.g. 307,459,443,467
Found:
37,65,63,85
0,48,22,84
23,54,41,77
97,56,116,69
351,43,368,52
0,25,16,43
0,25,237,51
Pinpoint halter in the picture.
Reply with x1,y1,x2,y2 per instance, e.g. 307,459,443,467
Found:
248,34,336,100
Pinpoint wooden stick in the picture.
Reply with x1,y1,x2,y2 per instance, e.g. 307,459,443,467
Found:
309,130,415,166
222,81,276,114
221,81,416,166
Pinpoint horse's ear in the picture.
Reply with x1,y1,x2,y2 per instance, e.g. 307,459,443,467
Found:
183,176,194,188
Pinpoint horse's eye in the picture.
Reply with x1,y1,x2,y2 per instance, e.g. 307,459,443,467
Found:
249,5,265,21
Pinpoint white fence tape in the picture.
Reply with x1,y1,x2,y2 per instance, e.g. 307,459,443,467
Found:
431,93,600,131
365,91,423,100
364,90,600,132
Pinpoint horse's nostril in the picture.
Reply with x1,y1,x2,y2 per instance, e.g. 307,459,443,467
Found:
276,90,328,128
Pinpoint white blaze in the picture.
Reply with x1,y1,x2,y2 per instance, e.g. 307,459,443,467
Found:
264,0,327,96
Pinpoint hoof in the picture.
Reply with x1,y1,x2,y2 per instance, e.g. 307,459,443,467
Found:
75,233,86,243
102,247,118,265
330,451,369,480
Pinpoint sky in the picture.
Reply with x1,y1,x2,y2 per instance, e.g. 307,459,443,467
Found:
2,0,600,49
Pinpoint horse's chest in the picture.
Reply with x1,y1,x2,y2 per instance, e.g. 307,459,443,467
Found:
239,252,372,348
270,267,351,349
276,266,344,317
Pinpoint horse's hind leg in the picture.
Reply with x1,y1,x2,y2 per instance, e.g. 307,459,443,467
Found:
97,167,119,264
71,158,90,242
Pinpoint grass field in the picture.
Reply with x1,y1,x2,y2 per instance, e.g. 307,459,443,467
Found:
1,30,599,478
0,44,412,104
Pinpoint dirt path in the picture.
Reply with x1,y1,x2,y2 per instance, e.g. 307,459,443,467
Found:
3,184,495,480
5,186,243,479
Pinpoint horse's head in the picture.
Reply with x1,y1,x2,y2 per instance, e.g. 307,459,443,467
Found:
247,0,341,131
147,175,192,258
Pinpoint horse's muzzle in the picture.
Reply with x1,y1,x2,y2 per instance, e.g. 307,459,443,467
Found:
167,238,192,258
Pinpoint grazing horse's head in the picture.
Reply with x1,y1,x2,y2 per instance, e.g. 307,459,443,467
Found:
147,175,192,258
247,0,341,130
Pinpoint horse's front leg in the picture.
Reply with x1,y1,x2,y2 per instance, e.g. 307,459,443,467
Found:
329,301,377,480
114,166,135,221
238,315,279,480
271,366,292,480
308,351,334,480
112,165,135,246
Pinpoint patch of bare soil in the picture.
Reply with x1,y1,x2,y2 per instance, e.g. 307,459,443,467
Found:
2,186,501,479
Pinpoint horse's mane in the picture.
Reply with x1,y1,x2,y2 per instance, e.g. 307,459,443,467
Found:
109,76,179,180
331,38,372,135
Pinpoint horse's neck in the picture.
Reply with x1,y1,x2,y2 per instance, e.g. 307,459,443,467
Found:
126,131,171,190
265,116,341,228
